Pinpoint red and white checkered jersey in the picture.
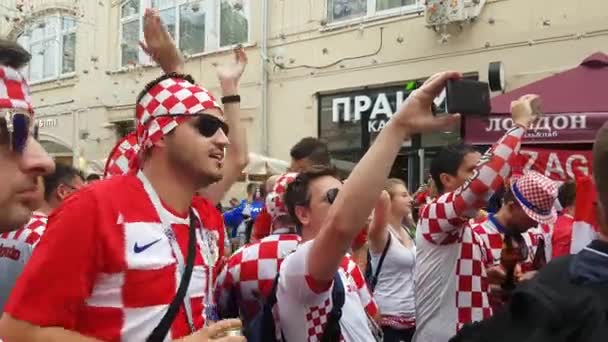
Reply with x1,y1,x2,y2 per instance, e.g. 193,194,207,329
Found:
277,240,379,342
414,126,525,342
471,217,547,272
5,175,225,341
0,213,48,311
215,233,300,322
0,212,47,247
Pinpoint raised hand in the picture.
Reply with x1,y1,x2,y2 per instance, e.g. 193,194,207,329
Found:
511,94,541,129
140,8,184,73
392,71,462,135
184,319,244,341
216,46,248,95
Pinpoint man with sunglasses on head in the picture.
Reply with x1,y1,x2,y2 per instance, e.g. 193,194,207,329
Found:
275,72,463,341
0,12,245,342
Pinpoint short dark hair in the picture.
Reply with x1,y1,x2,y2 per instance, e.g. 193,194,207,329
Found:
558,180,576,209
0,39,31,69
43,164,84,201
430,143,477,194
86,174,101,182
284,165,337,227
289,137,331,166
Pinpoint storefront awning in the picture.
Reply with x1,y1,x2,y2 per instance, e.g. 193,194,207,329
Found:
465,52,608,145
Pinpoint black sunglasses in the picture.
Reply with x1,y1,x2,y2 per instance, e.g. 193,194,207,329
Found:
0,112,38,153
153,113,229,138
324,188,339,205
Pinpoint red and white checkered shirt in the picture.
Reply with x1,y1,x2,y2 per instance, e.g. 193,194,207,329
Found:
215,232,301,322
0,212,47,248
414,126,525,342
5,175,225,341
277,240,379,342
0,213,48,312
471,216,546,271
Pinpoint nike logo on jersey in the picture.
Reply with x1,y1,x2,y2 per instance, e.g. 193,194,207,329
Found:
133,239,162,253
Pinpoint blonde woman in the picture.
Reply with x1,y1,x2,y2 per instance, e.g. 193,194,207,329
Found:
368,179,416,341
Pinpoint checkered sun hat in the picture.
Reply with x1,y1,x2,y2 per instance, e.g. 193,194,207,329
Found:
266,173,298,221
104,131,140,178
510,171,558,224
0,65,33,115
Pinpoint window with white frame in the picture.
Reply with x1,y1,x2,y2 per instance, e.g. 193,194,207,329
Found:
119,0,249,67
16,15,77,83
328,0,419,22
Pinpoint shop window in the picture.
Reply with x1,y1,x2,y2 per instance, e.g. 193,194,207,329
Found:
17,16,77,83
120,0,250,67
114,120,136,139
327,0,419,23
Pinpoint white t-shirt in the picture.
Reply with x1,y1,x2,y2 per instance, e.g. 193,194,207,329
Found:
277,240,378,342
370,229,416,322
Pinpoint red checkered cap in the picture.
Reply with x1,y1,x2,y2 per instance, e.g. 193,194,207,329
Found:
266,173,298,221
104,132,140,178
135,76,220,151
0,65,33,116
510,171,558,224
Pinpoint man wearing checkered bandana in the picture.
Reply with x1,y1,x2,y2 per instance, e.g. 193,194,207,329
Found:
0,39,54,232
0,10,245,341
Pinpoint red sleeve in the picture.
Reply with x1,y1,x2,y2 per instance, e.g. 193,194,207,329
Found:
251,207,271,242
5,189,100,328
351,227,368,250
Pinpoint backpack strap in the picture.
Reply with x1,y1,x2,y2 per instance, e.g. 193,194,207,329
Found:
370,233,391,292
320,273,345,342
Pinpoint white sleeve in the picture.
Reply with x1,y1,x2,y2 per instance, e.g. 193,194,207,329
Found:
278,240,333,305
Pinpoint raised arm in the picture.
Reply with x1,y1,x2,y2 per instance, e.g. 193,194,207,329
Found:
368,190,392,254
307,72,462,283
140,8,185,74
201,47,249,205
419,95,539,246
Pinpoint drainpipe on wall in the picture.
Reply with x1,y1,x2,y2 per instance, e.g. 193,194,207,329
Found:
72,109,80,168
260,0,269,155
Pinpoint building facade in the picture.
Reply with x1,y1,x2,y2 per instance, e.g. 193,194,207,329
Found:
1,0,607,188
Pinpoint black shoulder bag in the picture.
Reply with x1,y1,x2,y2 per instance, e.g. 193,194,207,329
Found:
369,234,392,292
147,209,198,342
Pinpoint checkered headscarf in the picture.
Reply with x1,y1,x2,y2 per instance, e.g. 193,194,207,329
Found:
104,131,140,178
135,75,221,150
266,173,298,221
0,65,33,115
104,74,221,176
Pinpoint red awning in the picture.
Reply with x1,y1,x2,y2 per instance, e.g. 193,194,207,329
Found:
465,52,608,144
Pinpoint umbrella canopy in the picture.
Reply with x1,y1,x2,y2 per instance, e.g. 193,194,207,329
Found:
465,52,608,145
491,52,608,114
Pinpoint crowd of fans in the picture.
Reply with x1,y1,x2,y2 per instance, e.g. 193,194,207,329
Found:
0,8,606,342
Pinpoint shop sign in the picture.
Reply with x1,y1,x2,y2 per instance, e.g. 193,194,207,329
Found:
330,89,409,133
465,112,608,144
519,148,592,181
37,118,58,128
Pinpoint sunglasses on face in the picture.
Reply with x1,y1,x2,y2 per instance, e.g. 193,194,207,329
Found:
324,188,339,205
0,112,38,153
153,113,229,138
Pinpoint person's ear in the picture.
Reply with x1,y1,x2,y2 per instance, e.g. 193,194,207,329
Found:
295,205,310,227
